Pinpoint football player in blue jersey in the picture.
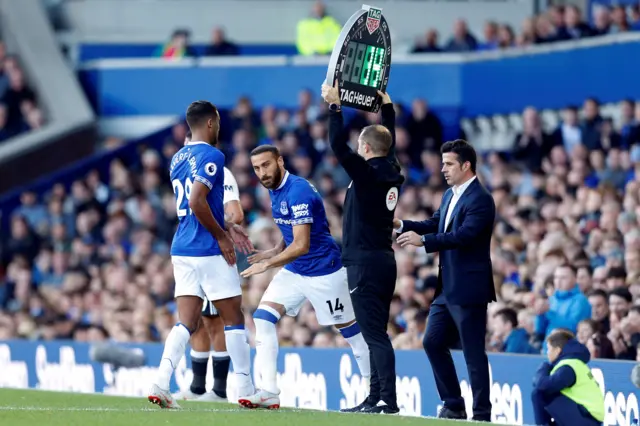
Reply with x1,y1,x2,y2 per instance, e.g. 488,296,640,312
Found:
148,101,255,409
173,131,245,403
237,145,371,409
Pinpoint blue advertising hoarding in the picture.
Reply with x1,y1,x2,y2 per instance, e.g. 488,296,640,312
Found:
0,340,637,425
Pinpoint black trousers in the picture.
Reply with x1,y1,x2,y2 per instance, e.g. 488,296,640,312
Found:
423,296,491,420
347,260,397,407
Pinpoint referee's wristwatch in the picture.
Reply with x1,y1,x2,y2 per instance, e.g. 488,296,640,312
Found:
421,235,427,244
329,103,341,112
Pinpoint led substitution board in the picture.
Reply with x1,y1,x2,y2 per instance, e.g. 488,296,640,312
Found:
326,4,391,113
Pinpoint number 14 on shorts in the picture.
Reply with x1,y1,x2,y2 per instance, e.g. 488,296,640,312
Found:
326,298,344,315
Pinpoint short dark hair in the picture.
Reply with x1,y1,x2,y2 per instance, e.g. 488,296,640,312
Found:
546,328,575,350
588,288,608,300
250,145,281,158
609,286,632,303
556,263,577,275
494,308,518,328
360,124,392,155
185,101,219,129
440,139,477,173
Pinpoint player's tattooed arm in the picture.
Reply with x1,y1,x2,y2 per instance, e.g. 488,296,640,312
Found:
241,228,310,278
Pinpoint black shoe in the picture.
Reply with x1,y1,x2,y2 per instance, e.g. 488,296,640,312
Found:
361,402,400,414
437,407,467,419
340,397,376,413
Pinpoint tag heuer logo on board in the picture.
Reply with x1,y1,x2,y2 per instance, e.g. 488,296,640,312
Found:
366,8,381,34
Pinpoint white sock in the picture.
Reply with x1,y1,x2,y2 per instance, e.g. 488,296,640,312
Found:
339,322,371,379
224,324,254,395
253,305,281,395
156,323,191,390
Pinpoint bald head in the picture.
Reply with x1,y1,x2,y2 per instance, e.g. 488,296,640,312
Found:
359,124,392,157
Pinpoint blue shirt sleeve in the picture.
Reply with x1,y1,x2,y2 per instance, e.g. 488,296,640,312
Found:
195,148,224,190
288,182,316,226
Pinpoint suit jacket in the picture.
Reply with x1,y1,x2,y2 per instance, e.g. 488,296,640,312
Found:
402,178,496,305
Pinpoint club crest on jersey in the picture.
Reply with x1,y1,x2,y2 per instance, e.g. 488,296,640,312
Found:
280,201,289,215
205,162,217,176
366,7,382,34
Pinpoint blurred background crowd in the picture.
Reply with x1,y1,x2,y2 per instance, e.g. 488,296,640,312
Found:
1,88,640,364
145,2,640,59
0,0,639,371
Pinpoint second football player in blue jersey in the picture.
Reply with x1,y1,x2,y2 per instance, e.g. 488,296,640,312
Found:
237,145,371,409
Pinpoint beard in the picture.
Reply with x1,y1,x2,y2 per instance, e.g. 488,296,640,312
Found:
260,167,283,190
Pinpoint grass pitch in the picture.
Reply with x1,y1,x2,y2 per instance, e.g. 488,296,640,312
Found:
0,388,514,426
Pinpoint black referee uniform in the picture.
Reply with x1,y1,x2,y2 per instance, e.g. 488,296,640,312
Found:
328,102,404,413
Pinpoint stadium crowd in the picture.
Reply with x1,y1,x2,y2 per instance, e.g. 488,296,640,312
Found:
0,40,45,142
0,90,639,364
414,4,640,53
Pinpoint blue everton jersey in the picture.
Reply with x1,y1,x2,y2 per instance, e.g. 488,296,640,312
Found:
169,141,226,257
270,172,342,277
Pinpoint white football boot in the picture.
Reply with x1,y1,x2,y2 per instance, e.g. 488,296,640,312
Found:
148,384,181,409
238,389,280,409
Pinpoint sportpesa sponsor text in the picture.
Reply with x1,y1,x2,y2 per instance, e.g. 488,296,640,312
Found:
0,341,637,425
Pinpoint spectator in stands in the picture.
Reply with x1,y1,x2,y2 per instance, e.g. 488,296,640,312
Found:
155,29,196,59
491,307,537,354
478,21,499,50
535,14,560,44
518,17,538,46
295,1,341,56
581,98,604,150
535,264,592,348
558,5,593,40
405,98,443,166
497,24,516,49
411,30,441,53
577,318,615,359
592,6,612,36
610,6,630,33
445,19,478,52
205,27,239,56
553,105,582,154
513,107,556,171
618,99,635,147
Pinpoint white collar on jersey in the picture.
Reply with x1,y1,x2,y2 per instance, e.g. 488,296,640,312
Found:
274,171,290,191
186,141,209,146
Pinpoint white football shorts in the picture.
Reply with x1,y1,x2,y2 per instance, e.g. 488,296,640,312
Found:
260,267,355,326
172,255,242,302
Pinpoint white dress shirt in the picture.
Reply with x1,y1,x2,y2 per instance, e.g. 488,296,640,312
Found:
396,176,476,234
443,176,476,230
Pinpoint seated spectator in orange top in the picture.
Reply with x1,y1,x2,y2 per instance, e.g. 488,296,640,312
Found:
155,29,196,58
205,27,238,56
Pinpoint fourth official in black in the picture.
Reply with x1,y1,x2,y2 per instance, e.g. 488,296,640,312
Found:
321,81,405,414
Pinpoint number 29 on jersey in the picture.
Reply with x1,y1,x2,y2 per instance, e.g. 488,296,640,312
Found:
173,177,193,217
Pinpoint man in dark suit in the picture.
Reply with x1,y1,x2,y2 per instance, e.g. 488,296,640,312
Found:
395,139,496,421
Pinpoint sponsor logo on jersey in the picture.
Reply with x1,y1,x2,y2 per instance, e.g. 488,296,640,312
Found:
340,89,375,107
291,203,309,219
386,187,399,211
